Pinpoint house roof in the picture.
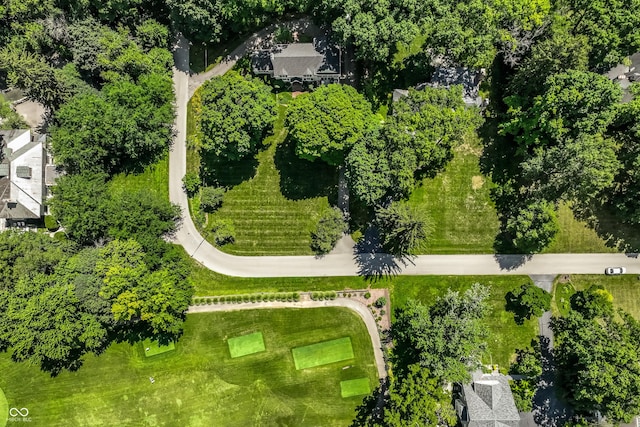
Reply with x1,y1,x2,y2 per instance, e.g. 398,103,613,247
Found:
606,51,640,103
0,129,44,219
253,37,340,79
425,67,485,106
460,375,520,427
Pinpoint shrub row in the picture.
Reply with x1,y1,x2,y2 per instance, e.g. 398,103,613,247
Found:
192,292,300,305
310,291,337,301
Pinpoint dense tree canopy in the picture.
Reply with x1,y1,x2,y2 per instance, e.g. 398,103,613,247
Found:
394,283,489,383
0,233,193,375
553,310,640,423
505,283,551,323
375,203,428,256
50,72,174,174
286,84,379,166
198,71,277,161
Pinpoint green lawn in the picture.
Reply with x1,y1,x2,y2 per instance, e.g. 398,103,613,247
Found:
142,339,175,357
340,378,370,398
391,275,539,368
0,308,377,426
109,155,168,201
0,387,7,427
188,93,338,255
292,337,355,370
543,203,617,253
553,275,640,319
227,332,266,358
408,138,500,254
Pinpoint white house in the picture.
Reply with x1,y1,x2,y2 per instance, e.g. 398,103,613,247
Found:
0,129,57,227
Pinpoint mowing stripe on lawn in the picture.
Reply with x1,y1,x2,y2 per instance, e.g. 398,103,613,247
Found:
292,337,354,370
340,378,370,398
228,332,266,358
142,339,175,357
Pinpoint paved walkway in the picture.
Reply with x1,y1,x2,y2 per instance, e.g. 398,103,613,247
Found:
170,30,640,278
188,298,387,380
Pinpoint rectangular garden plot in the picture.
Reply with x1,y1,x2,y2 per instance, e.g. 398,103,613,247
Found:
143,339,175,357
228,332,266,358
292,337,354,370
340,378,370,398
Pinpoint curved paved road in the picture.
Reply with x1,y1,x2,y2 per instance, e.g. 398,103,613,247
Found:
188,298,387,379
171,32,640,278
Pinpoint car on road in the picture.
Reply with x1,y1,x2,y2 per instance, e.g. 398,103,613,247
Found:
605,267,626,275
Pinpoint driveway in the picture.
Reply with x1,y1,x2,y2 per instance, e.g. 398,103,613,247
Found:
170,31,640,278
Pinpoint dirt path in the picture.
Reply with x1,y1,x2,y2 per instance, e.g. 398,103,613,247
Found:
188,297,387,380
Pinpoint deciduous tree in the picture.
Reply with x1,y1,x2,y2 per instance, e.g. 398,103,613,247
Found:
199,71,276,161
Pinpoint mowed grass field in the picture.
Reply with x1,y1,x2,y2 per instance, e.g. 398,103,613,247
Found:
188,93,338,255
553,275,640,319
228,332,266,358
0,387,7,427
340,378,370,398
408,138,500,254
292,337,354,370
391,275,539,368
0,308,377,426
142,339,175,357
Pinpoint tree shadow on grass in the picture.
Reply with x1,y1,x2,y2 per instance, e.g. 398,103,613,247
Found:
274,137,338,203
199,149,259,188
575,204,640,253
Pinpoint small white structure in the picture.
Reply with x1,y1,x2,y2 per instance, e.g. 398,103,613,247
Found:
0,129,57,224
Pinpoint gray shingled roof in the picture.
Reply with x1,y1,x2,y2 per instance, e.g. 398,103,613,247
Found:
272,43,323,77
427,67,484,106
252,37,340,79
461,376,521,427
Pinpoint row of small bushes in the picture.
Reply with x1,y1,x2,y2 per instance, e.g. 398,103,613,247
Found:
310,291,337,301
193,292,300,305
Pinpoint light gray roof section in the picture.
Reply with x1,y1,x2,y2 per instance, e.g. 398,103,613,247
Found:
272,43,323,77
462,375,520,427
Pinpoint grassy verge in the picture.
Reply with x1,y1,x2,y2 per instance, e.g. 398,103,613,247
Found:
390,275,539,368
552,275,640,319
0,308,377,426
189,35,245,74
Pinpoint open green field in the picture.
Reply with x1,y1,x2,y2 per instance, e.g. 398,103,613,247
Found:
142,339,175,357
292,337,354,370
0,387,7,427
188,93,338,255
0,308,377,426
553,275,640,319
543,204,616,253
228,332,266,358
391,275,539,368
340,378,370,398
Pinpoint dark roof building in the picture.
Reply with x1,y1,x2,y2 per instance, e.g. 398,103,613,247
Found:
252,37,341,84
425,67,486,106
455,374,521,427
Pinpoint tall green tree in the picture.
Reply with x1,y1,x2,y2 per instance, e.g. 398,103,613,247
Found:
375,203,428,256
198,71,276,161
553,310,640,423
394,284,490,383
505,283,551,323
504,199,559,253
286,84,378,166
